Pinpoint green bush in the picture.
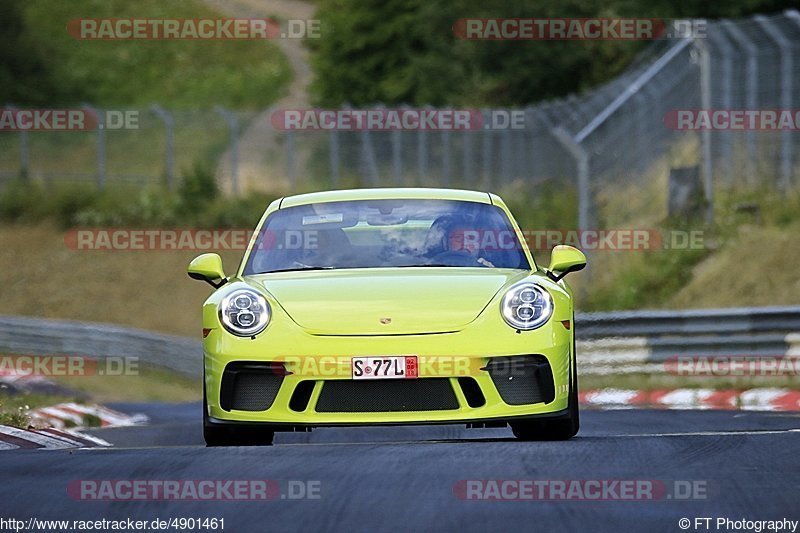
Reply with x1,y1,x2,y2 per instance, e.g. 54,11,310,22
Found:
178,162,219,215
0,171,277,230
7,0,290,108
500,179,579,231
583,247,709,311
0,403,29,429
0,179,47,222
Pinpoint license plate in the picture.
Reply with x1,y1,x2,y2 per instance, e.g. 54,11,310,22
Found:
351,356,418,379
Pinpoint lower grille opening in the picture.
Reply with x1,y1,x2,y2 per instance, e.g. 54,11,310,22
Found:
220,362,284,412
458,377,486,408
315,379,459,412
289,381,316,412
485,355,555,405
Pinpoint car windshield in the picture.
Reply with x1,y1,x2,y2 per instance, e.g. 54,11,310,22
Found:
244,199,531,273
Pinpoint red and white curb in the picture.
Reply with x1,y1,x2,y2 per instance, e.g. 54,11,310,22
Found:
0,403,147,450
0,425,110,450
29,402,148,429
580,388,800,411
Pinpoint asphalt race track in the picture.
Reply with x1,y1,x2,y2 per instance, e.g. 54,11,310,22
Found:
1,404,798,532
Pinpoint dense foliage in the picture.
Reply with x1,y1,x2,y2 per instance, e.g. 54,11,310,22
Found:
310,0,799,107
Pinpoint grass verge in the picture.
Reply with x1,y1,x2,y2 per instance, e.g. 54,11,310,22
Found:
0,360,199,428
49,363,199,404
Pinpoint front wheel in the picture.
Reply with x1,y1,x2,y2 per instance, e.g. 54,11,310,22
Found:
510,389,579,441
203,383,274,446
511,336,580,441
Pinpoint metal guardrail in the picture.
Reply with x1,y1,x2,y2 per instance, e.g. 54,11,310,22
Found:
0,315,201,378
578,306,800,338
579,306,800,368
1,306,799,378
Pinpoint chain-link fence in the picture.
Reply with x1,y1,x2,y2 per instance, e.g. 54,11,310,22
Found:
2,10,799,230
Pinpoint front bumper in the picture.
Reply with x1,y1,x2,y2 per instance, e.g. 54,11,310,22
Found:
203,315,573,427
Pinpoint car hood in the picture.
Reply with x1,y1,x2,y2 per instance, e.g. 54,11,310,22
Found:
251,268,530,335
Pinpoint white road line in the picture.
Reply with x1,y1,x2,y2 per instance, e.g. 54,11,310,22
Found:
620,429,800,438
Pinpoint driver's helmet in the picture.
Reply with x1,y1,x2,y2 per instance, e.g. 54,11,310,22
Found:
423,214,477,256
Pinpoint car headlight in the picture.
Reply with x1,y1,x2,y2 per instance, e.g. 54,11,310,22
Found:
500,282,553,330
219,289,270,336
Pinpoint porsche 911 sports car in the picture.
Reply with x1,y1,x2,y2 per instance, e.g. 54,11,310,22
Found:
188,188,586,446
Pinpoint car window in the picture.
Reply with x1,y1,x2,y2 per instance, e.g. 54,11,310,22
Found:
244,199,531,273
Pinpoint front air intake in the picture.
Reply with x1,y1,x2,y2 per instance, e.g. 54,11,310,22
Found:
219,362,285,412
485,355,555,405
315,378,459,412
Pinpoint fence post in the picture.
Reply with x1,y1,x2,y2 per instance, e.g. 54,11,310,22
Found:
360,129,379,186
417,127,428,185
720,20,758,185
500,125,512,185
754,15,793,190
524,107,536,180
441,120,451,187
534,107,556,180
391,129,402,186
632,90,651,174
6,105,29,180
84,104,106,190
695,37,714,224
461,130,473,188
329,129,339,188
150,105,175,190
286,130,295,190
214,106,239,196
481,109,492,188
19,126,28,181
552,127,590,233
708,30,735,187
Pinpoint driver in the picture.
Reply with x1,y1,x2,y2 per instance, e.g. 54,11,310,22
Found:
423,215,494,266
447,225,480,254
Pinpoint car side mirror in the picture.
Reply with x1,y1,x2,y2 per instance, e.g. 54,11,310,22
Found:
547,245,586,282
187,253,227,288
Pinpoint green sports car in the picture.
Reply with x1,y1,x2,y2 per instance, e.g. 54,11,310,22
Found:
188,188,586,446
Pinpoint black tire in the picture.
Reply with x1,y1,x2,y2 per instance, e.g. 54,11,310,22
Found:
511,330,580,441
203,381,274,447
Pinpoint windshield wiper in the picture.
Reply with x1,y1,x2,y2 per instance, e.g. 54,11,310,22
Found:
265,266,337,273
397,263,456,267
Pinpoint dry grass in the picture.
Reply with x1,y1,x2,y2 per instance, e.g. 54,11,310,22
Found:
1,218,799,340
0,223,243,337
49,364,199,403
668,222,800,309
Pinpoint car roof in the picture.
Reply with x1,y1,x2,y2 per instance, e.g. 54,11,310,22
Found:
279,188,493,208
